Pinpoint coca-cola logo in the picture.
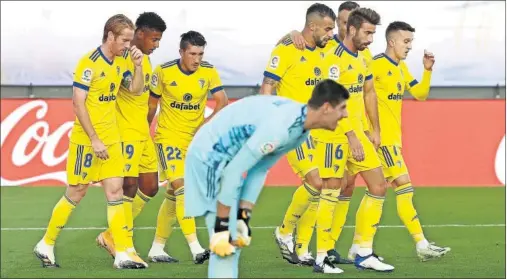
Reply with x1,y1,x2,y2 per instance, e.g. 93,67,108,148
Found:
1,100,73,186
0,99,217,187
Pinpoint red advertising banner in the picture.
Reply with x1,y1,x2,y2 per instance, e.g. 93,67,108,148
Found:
1,98,505,187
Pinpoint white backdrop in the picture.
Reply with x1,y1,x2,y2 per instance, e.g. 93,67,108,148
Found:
1,1,505,86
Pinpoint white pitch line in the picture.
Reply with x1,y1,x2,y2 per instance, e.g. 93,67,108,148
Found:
1,224,504,231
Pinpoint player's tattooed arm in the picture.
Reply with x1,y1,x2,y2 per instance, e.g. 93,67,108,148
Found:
259,76,278,95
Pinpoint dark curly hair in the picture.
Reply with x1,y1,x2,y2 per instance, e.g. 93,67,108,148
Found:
135,12,167,33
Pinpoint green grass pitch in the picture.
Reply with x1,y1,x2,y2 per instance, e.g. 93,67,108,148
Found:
1,186,505,278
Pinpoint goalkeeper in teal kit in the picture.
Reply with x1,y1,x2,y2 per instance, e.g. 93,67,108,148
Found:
184,79,350,278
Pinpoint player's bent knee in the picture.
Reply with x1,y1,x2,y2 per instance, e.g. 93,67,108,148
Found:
341,183,355,197
362,167,388,196
123,177,139,198
305,169,323,190
65,184,89,204
139,172,159,197
392,174,411,188
102,177,125,201
170,178,184,191
325,178,342,190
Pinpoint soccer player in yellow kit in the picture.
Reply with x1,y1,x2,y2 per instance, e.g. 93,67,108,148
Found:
147,31,229,264
33,14,147,269
323,7,397,272
263,4,345,273
277,1,374,267
345,21,451,262
95,12,167,266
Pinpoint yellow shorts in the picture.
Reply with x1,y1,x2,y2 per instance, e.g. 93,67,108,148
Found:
121,139,158,177
314,140,349,178
286,135,318,179
346,134,382,176
378,145,408,182
156,142,187,183
66,142,124,186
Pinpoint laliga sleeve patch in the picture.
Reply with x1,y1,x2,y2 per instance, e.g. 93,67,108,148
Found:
269,56,280,69
260,142,277,155
151,73,158,87
81,68,93,83
328,65,339,80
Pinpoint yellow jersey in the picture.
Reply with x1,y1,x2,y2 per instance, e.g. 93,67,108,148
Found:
263,37,327,104
116,52,153,141
371,53,432,146
150,59,224,145
323,35,373,64
321,35,373,135
70,47,127,146
314,41,373,142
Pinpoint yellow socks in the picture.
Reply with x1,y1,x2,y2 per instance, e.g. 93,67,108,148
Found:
331,195,351,244
43,195,76,245
154,192,177,245
395,183,425,243
280,183,320,236
295,196,319,256
123,196,134,247
107,200,129,253
352,194,367,247
316,188,340,254
357,193,385,253
174,187,198,244
132,189,152,220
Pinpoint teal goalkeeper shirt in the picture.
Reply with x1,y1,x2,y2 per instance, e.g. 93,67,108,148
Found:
185,95,310,217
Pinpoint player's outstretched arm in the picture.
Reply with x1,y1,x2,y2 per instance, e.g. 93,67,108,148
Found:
72,86,108,160
405,51,434,101
363,78,381,149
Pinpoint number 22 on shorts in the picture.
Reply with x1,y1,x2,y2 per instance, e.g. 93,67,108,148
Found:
165,146,182,160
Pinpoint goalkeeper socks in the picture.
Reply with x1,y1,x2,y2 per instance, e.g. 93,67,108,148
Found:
357,193,385,256
43,194,76,245
331,195,351,245
175,186,204,253
154,192,177,245
295,195,319,256
132,188,152,220
395,183,426,244
280,183,319,236
107,200,129,253
316,188,340,254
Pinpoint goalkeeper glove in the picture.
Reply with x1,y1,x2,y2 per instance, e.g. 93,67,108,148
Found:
235,208,252,248
210,216,236,257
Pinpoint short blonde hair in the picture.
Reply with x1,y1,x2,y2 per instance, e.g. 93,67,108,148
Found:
102,14,135,43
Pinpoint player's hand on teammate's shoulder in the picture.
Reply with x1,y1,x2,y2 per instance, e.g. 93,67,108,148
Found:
289,30,307,50
423,49,435,71
91,136,109,160
130,45,144,67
